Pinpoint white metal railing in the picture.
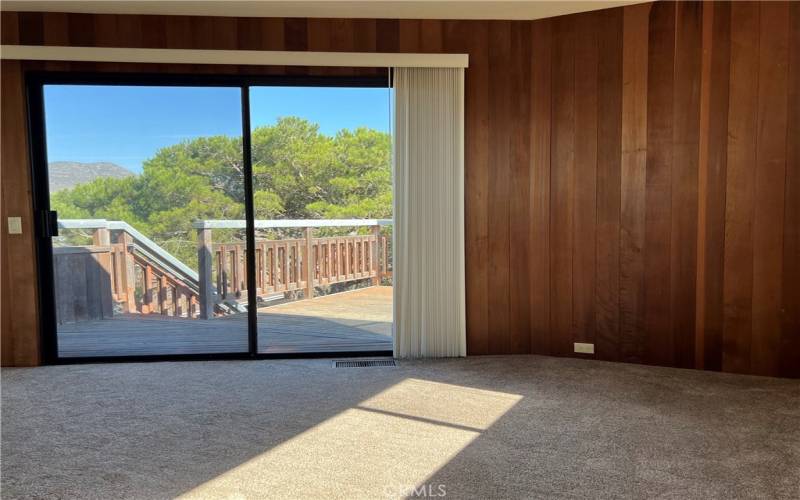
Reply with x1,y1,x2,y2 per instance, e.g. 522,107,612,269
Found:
192,219,393,229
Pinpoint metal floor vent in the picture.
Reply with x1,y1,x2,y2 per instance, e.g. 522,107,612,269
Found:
335,359,396,368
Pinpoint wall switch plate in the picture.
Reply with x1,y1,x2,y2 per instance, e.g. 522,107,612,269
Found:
574,342,595,354
7,217,22,235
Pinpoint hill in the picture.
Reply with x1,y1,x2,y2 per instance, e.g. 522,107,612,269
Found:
49,161,134,192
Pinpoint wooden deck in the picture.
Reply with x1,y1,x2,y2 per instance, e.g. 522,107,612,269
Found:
57,286,393,357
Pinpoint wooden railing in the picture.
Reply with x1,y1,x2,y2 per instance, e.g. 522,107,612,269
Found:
56,219,392,322
56,221,201,323
102,225,200,319
211,232,388,299
195,219,392,319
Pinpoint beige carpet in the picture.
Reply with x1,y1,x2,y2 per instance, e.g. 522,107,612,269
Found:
2,356,799,499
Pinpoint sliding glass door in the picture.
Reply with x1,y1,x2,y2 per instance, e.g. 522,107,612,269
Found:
38,82,251,358
29,74,393,362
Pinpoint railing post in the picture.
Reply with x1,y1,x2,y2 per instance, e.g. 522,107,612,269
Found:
177,288,187,317
197,227,215,319
382,235,388,279
159,275,168,315
116,231,136,313
371,225,381,286
233,244,243,297
92,227,110,246
304,227,314,300
143,265,154,314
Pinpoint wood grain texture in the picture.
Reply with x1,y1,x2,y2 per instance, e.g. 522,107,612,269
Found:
696,1,730,372
1,60,41,366
486,21,512,354
644,0,675,367
751,2,789,377
456,19,490,356
549,15,576,357
508,21,532,354
572,12,598,350
670,1,702,369
529,18,552,355
1,3,798,376
723,2,760,374
619,3,651,364
595,7,623,362
782,2,800,378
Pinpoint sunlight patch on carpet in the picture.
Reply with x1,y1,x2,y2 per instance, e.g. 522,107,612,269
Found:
179,378,521,499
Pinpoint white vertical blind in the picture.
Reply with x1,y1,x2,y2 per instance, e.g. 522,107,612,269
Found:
393,67,466,358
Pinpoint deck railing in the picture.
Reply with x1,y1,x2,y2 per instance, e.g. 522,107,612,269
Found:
55,219,392,323
56,220,201,323
194,219,392,319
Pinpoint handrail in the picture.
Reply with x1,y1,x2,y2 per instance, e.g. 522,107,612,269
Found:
108,221,198,283
58,219,110,229
193,219,393,229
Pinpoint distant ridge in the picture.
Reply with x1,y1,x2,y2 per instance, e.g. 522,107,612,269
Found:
49,161,134,192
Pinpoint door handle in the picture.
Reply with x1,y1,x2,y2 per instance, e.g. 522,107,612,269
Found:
40,210,58,237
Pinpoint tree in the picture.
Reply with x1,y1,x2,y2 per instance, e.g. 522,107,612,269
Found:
51,117,392,270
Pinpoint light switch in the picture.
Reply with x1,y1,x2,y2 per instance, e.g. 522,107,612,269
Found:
7,217,22,235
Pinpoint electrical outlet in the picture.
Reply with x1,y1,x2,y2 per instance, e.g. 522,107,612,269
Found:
7,217,22,235
574,342,595,354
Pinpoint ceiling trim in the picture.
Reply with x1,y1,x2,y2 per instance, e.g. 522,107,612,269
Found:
0,1,647,21
0,45,470,68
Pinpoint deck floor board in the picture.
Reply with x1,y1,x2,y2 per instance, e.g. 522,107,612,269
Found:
57,287,393,357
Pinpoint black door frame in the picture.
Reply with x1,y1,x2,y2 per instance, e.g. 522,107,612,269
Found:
26,71,393,364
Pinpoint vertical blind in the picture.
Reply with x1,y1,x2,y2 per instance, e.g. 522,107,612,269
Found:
393,67,466,358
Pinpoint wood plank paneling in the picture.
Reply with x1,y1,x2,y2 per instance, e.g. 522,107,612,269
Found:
751,2,790,377
375,19,399,52
595,7,623,362
670,1,702,369
487,21,512,354
1,11,19,44
696,1,730,372
723,1,760,374
644,0,675,366
529,18,552,356
550,16,576,357
782,2,800,379
508,21,532,354
18,12,44,44
619,3,651,364
572,12,598,351
1,60,40,366
456,19,490,356
1,4,798,376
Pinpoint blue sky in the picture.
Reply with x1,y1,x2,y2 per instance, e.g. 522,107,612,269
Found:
43,85,391,173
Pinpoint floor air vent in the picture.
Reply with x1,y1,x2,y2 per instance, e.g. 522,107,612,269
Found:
335,359,396,368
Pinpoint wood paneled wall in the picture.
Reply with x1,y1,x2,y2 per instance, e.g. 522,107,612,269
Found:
1,2,797,376
1,59,41,366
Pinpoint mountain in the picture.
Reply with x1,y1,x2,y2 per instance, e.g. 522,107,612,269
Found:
49,161,135,192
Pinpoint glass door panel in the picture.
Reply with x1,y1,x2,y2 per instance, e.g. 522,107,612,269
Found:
247,85,393,354
43,84,250,357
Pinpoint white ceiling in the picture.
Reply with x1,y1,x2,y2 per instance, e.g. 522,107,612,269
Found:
1,1,645,21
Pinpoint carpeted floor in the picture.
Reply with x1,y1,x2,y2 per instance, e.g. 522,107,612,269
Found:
2,356,799,499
